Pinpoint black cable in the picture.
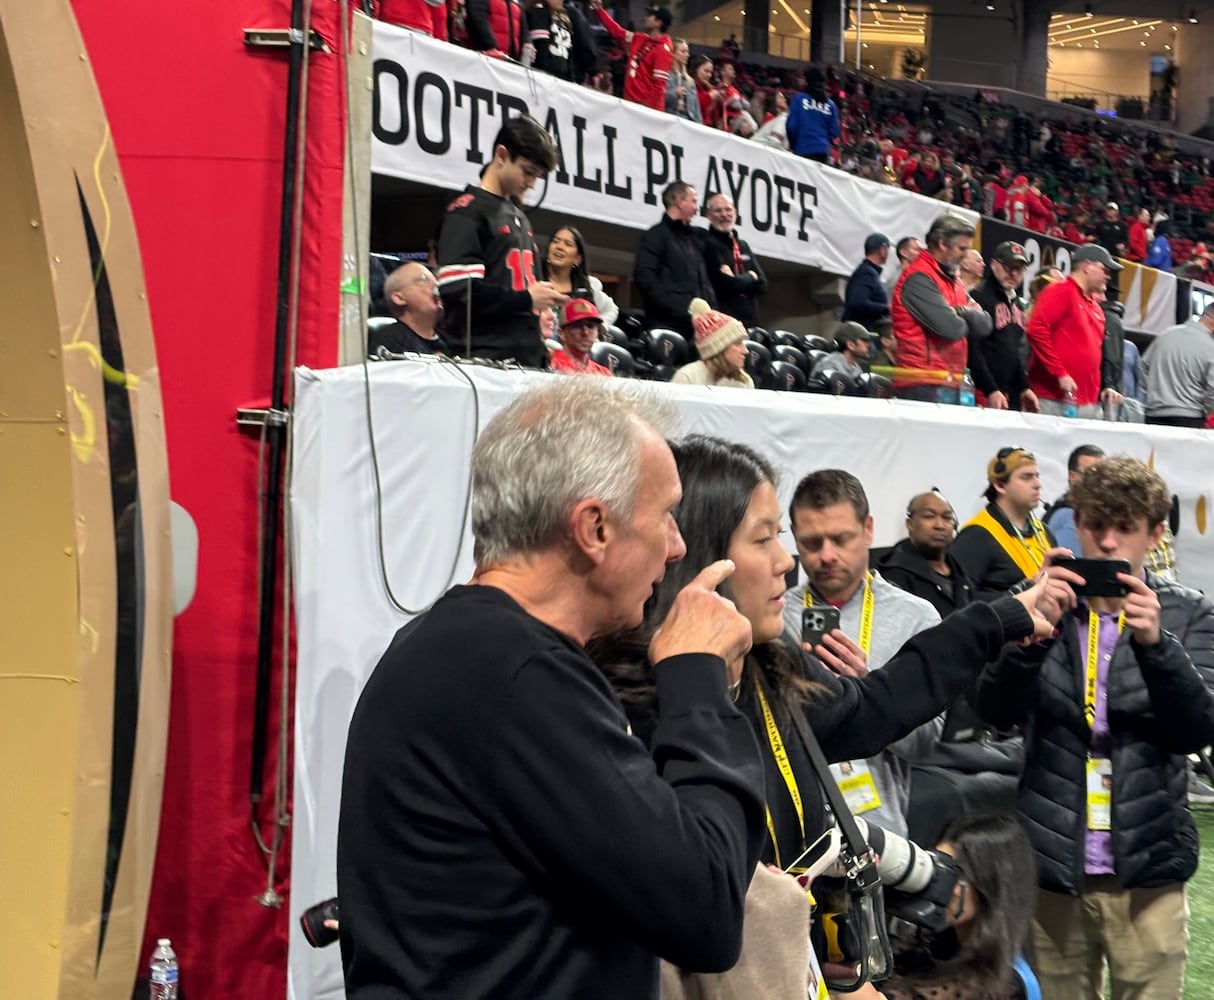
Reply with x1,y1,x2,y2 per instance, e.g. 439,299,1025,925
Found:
360,355,480,615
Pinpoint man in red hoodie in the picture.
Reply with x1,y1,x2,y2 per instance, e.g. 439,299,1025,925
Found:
1026,177,1053,234
588,1,673,111
1025,244,1125,418
1127,207,1151,262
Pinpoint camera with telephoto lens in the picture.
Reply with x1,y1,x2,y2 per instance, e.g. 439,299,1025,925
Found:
811,818,962,976
300,897,340,948
856,819,963,947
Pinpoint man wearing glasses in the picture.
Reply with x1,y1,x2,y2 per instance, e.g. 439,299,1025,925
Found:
700,193,767,327
1025,244,1125,418
967,242,1039,412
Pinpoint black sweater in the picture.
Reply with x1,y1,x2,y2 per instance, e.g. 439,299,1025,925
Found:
701,226,767,327
968,272,1029,402
337,586,765,998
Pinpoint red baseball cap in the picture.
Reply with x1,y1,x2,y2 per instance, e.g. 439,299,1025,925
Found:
560,298,602,328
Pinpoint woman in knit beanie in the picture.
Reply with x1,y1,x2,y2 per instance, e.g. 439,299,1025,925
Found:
671,298,755,388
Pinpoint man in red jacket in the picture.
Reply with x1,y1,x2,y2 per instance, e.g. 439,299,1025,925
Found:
1025,244,1125,418
588,1,673,111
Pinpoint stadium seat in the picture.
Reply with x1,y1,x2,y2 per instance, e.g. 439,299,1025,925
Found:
804,349,830,374
645,328,691,369
772,343,810,375
807,368,854,395
602,325,629,348
743,339,773,389
854,372,895,398
617,313,647,341
772,330,806,351
769,360,807,392
747,326,773,349
589,341,636,377
802,334,832,354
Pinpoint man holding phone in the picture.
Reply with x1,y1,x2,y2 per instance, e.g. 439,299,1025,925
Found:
974,457,1214,1000
783,469,941,837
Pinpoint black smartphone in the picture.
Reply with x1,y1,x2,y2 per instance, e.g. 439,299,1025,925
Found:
802,606,842,648
1052,557,1132,597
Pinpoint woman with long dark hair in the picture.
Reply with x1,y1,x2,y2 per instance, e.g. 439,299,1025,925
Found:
593,436,1058,873
541,224,619,326
879,813,1039,1000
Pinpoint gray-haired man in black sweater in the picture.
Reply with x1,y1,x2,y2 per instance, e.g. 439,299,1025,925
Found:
338,378,765,998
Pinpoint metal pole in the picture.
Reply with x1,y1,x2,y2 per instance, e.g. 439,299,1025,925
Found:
855,0,862,69
251,0,306,809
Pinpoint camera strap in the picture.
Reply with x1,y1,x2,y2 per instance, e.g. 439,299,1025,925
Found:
758,671,893,991
776,683,876,877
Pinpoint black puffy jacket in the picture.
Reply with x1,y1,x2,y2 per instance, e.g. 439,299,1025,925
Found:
974,573,1214,895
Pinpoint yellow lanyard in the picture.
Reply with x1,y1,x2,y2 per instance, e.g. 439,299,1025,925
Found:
756,683,804,869
1084,607,1125,730
804,572,874,655
1011,515,1050,572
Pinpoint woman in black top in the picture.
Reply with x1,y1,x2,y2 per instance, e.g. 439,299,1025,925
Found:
592,435,1053,870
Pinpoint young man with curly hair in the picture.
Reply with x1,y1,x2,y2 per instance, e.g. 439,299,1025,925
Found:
974,456,1214,1000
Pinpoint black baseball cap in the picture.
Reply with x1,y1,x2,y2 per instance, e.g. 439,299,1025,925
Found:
992,241,1029,266
1073,243,1124,271
646,5,673,28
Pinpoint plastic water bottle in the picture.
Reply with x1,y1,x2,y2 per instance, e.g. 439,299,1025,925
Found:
958,369,976,407
1062,389,1079,419
149,938,179,999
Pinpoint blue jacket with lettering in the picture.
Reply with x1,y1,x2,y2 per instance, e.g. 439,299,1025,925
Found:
785,91,840,158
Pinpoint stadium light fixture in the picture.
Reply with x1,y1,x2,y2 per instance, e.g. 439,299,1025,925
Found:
1187,9,1198,22
1084,2,1094,16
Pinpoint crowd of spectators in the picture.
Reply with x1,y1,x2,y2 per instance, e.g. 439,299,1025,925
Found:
375,0,1214,281
369,109,1209,434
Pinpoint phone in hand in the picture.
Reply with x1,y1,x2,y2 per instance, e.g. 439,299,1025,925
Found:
1051,557,1132,598
802,606,842,648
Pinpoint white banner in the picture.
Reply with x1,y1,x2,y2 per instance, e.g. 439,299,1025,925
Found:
370,24,977,277
288,359,1214,999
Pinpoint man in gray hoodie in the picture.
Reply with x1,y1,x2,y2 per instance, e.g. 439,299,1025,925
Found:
1143,302,1214,428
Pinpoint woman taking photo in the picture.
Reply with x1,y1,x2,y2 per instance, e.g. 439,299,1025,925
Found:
877,813,1039,1000
593,436,1059,874
541,224,619,327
